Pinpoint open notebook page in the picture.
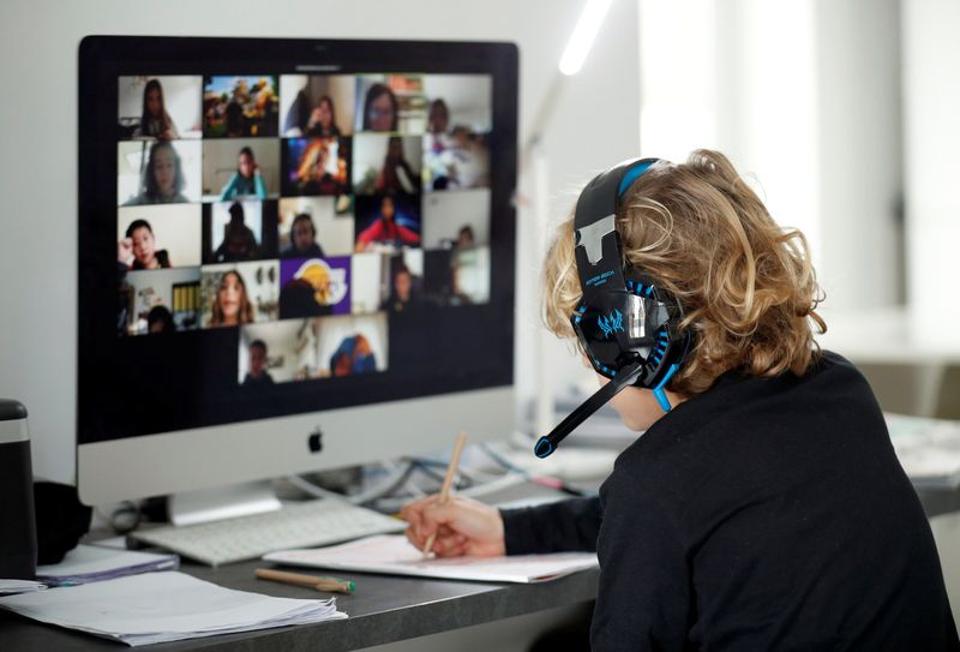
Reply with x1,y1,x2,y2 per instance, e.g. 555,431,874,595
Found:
264,534,598,583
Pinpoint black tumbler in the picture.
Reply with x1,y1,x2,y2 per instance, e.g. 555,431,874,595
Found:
0,399,37,579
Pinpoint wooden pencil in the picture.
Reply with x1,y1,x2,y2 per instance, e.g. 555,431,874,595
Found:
422,432,468,557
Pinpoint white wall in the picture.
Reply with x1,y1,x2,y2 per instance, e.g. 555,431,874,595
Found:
0,0,640,483
814,0,903,310
902,0,960,348
641,0,905,315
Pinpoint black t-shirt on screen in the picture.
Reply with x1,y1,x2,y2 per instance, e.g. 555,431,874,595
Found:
502,352,959,650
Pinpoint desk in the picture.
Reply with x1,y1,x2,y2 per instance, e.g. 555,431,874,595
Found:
0,558,599,651
4,482,958,649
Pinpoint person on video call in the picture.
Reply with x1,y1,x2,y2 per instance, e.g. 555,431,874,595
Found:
207,270,254,327
124,141,189,205
284,92,341,138
281,213,326,259
362,83,398,132
146,305,175,334
242,339,275,386
427,98,450,135
220,146,268,200
380,263,420,312
453,225,476,251
295,139,346,195
329,334,377,377
424,101,455,189
305,96,340,137
376,137,418,194
213,202,259,262
439,126,489,190
133,78,179,140
355,195,420,252
401,151,959,650
117,219,171,270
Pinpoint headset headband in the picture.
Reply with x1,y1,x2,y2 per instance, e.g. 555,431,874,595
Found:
573,158,659,296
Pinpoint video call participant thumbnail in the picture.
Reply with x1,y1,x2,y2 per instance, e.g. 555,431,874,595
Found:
278,196,355,259
279,257,351,319
421,188,490,249
281,75,355,138
422,127,490,191
354,194,421,253
118,76,203,140
119,140,201,206
422,246,490,307
315,313,389,377
203,75,279,138
201,262,279,328
119,268,202,336
353,135,422,195
281,137,352,197
202,139,281,202
202,200,279,264
421,74,493,133
117,204,202,270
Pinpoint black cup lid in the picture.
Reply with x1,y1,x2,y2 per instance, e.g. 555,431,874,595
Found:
0,399,28,422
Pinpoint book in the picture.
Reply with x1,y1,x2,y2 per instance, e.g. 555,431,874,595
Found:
264,534,598,584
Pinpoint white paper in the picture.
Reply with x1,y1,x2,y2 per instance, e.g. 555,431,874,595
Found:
35,544,178,586
886,413,960,486
37,544,176,578
0,579,47,595
265,534,598,583
0,571,346,647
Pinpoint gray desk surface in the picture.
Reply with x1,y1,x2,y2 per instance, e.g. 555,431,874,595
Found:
0,551,598,651
3,483,956,650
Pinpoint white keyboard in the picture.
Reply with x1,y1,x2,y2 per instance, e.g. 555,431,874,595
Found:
129,499,406,566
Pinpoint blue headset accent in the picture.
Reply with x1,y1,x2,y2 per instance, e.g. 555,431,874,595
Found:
617,159,658,197
652,363,680,412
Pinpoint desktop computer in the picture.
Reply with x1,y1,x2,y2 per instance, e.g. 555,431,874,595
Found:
76,36,518,562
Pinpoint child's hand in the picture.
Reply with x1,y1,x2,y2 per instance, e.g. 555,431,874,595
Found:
118,238,133,264
400,495,506,558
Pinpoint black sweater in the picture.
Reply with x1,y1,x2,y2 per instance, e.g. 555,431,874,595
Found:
503,352,958,650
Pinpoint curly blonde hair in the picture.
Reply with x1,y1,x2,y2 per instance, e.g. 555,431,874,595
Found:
543,149,826,396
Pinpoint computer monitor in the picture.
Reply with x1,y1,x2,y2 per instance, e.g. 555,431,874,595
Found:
77,36,518,510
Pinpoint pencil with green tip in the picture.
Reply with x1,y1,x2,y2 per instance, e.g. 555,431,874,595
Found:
255,568,355,594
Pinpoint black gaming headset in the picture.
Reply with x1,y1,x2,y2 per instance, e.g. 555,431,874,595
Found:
534,158,690,459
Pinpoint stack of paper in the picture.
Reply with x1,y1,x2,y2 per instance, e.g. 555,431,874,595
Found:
265,534,599,583
0,571,346,646
36,544,178,587
886,413,960,488
0,579,46,595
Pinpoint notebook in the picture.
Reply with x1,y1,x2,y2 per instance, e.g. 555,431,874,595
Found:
0,571,346,647
35,544,178,587
264,534,599,583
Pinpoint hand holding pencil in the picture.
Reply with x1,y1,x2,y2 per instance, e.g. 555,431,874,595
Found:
400,433,507,559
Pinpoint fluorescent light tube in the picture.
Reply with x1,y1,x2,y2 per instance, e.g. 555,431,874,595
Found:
558,0,614,76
